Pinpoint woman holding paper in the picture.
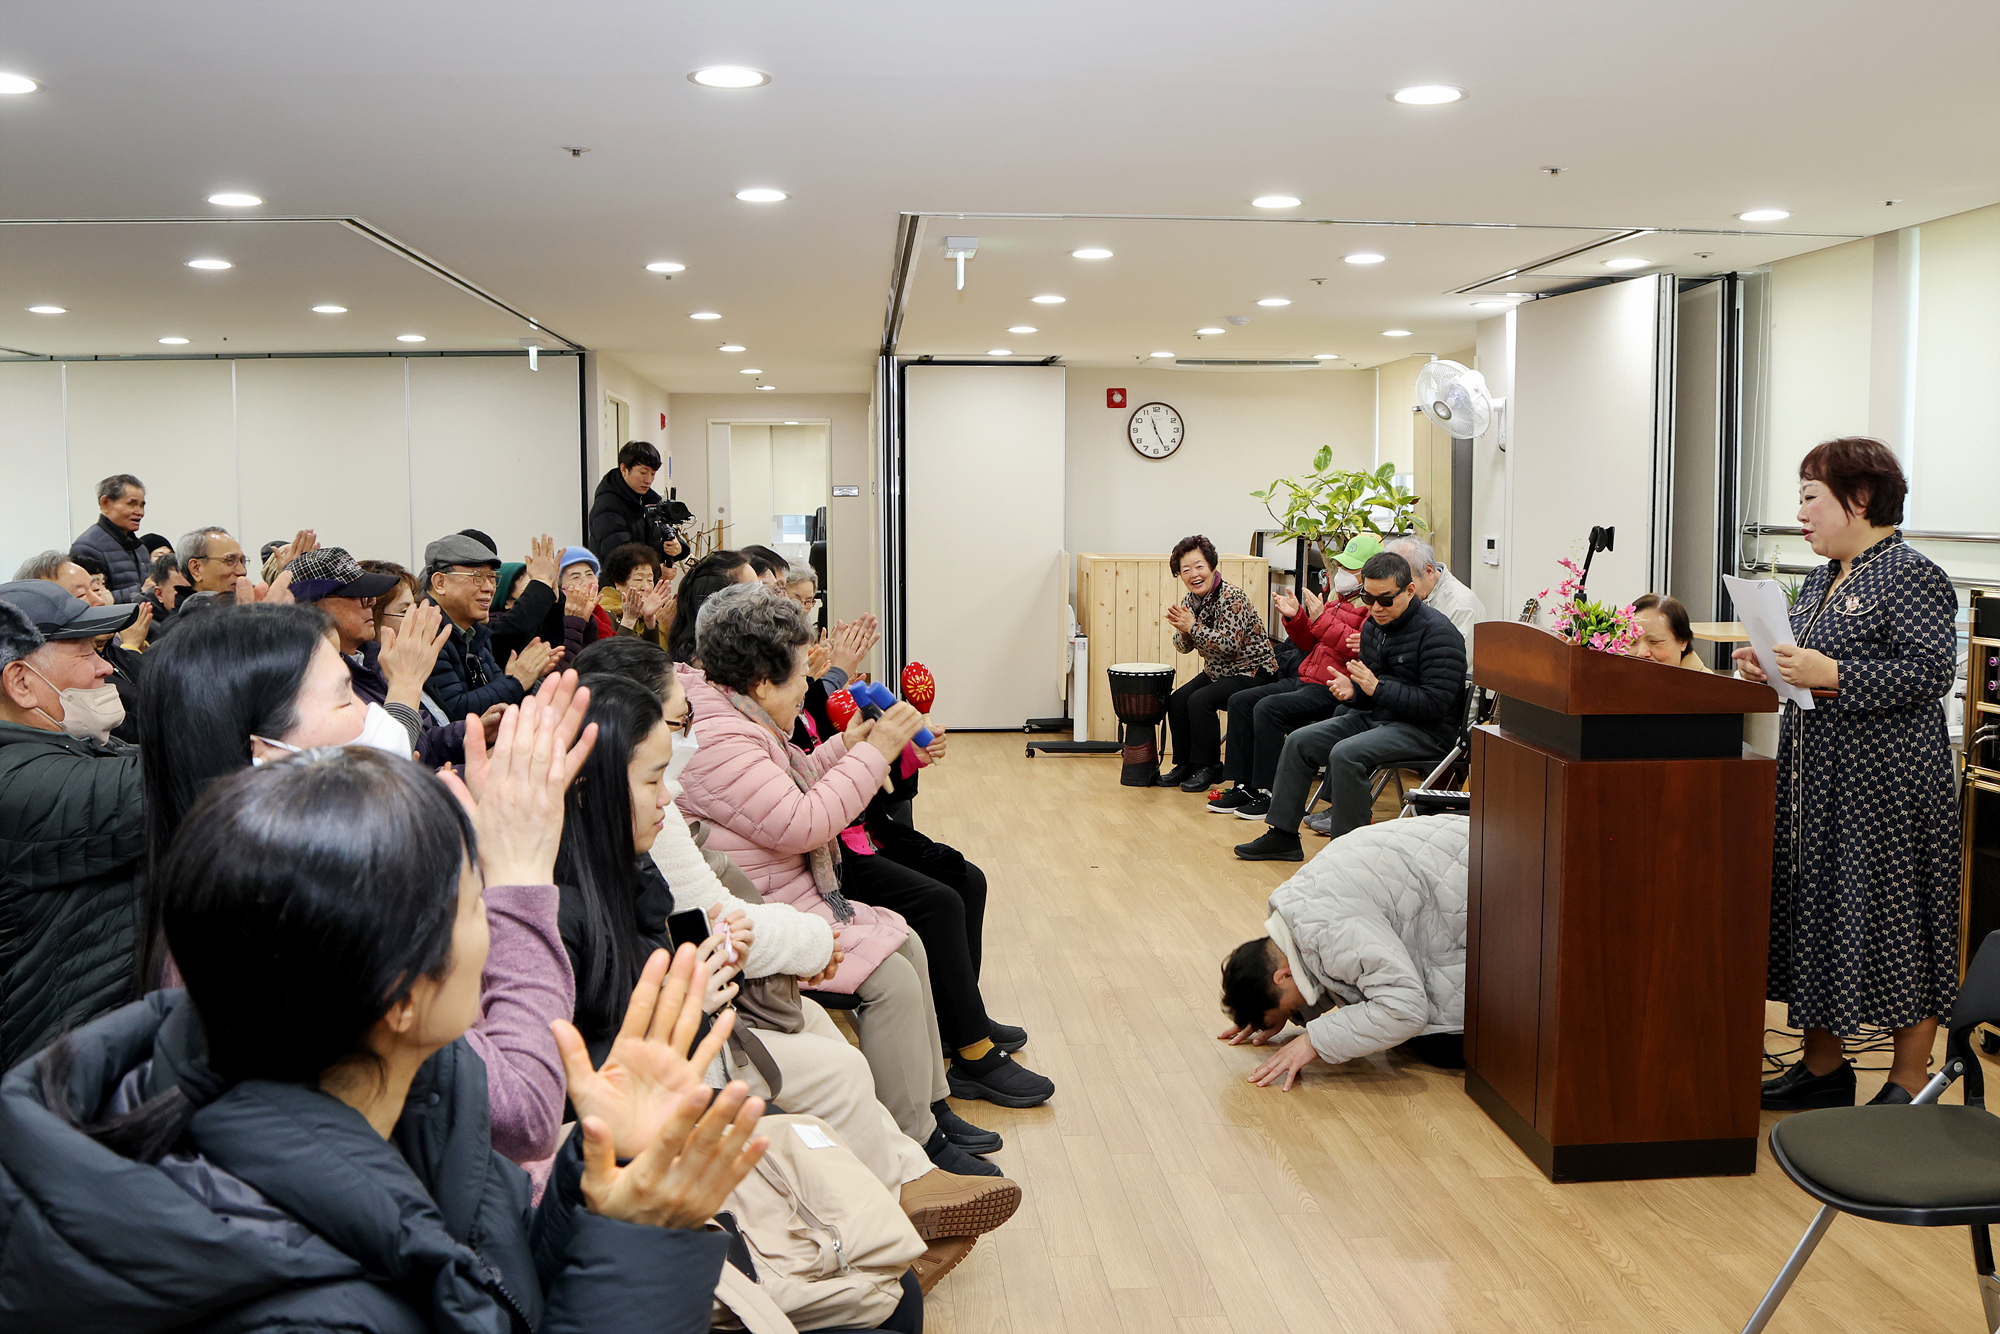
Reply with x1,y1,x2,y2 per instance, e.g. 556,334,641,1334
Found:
1735,437,1959,1109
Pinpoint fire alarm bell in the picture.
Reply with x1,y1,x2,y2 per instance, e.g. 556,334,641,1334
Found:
1107,388,1127,408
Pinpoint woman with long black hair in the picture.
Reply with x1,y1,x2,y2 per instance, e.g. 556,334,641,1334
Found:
2,740,769,1331
667,549,755,665
556,672,1021,1254
134,603,585,1164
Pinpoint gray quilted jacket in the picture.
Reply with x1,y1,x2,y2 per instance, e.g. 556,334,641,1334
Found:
1267,814,1468,1064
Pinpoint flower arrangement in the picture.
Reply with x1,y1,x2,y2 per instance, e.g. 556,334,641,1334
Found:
1538,557,1644,655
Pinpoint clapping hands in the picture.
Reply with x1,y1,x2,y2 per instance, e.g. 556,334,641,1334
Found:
443,668,597,887
554,945,769,1229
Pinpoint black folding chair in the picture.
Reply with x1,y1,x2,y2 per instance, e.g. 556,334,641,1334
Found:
1738,931,2000,1333
1395,685,1490,818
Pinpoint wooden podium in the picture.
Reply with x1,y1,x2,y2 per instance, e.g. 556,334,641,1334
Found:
1465,622,1779,1182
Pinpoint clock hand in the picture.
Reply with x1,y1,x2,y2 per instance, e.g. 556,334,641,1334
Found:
1150,420,1164,446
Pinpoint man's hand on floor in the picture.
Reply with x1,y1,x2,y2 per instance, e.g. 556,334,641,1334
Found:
1217,1021,1286,1047
1248,1034,1324,1091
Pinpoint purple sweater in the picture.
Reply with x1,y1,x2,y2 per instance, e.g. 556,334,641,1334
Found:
467,883,575,1164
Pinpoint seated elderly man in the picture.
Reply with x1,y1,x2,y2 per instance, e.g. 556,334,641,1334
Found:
1236,551,1465,862
0,581,146,1072
420,533,552,722
176,525,249,594
1383,535,1486,671
1218,815,1468,1090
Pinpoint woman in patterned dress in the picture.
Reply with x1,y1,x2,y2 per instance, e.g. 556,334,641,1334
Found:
1158,533,1279,793
1737,437,1960,1108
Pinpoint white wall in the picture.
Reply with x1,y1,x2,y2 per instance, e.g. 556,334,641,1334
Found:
1913,203,2000,532
2,354,581,578
587,351,670,484
1469,312,1514,616
1507,278,1667,617
905,365,1067,727
1062,367,1376,561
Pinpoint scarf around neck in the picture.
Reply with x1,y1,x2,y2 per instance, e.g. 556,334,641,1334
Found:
725,687,855,922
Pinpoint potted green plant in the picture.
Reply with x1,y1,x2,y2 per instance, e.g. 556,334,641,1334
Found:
1251,451,1427,570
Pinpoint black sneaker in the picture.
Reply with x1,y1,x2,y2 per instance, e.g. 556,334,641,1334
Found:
1178,764,1224,793
1235,793,1273,819
948,1050,1055,1108
988,1021,1028,1053
1866,1081,1915,1106
932,1099,1004,1154
1207,787,1254,813
1234,828,1303,861
1157,764,1195,788
1760,1059,1855,1111
925,1125,1003,1176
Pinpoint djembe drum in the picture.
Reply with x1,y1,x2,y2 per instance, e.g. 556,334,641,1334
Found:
1107,662,1176,787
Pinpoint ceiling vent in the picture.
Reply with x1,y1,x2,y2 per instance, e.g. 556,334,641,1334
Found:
1172,358,1325,371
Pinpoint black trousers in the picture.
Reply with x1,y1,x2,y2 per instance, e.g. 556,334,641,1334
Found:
1165,670,1274,768
841,846,992,1050
1220,678,1342,790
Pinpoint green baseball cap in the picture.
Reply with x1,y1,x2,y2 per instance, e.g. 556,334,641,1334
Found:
1333,533,1385,570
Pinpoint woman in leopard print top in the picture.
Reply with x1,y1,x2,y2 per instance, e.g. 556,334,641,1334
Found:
1158,534,1278,792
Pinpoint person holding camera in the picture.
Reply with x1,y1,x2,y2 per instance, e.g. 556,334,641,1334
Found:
589,440,690,567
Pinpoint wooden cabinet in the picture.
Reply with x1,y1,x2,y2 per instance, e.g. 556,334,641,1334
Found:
1075,553,1269,744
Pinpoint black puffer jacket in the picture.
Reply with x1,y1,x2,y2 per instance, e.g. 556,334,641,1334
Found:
0,722,146,1072
1345,596,1467,748
71,515,151,604
426,605,528,723
0,992,728,1333
587,468,658,565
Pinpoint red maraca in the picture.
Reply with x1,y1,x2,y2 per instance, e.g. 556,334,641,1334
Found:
901,662,936,715
825,689,860,730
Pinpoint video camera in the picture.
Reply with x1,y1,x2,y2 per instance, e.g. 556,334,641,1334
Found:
641,492,696,561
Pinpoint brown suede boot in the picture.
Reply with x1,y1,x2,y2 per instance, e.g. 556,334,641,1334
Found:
898,1169,1021,1241
912,1236,977,1294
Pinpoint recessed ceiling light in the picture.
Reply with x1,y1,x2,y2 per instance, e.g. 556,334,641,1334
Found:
206,192,263,207
1312,353,1340,360
735,188,787,203
689,66,770,88
1736,209,1790,222
1602,257,1651,270
756,384,776,391
1252,195,1302,209
26,305,65,315
691,311,723,320
0,73,42,95
718,343,746,352
158,337,189,345
397,334,426,342
311,304,347,314
1391,85,1466,105
1149,351,1175,358
1382,329,1414,337
1007,325,1037,334
1256,297,1291,307
784,421,799,425
1031,294,1066,304
988,349,1013,356
1195,327,1225,335
646,261,687,273
1344,252,1386,265
740,367,763,374
1071,248,1113,259
186,258,233,270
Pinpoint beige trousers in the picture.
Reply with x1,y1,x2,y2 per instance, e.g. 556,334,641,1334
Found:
724,997,934,1189
849,933,953,1144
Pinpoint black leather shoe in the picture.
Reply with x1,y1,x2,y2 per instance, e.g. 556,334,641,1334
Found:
1157,764,1195,788
1178,764,1224,793
932,1100,1004,1154
1234,829,1304,862
1867,1080,1915,1106
988,1022,1028,1054
1760,1059,1856,1111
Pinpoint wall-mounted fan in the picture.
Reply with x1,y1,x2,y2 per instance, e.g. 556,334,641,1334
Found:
1415,359,1507,447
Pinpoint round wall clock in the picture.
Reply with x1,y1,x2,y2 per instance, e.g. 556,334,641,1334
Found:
1128,401,1184,459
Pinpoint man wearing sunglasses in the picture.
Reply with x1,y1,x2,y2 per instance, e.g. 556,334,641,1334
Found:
1236,550,1466,862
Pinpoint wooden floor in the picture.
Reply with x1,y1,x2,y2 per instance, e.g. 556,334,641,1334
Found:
908,733,1984,1334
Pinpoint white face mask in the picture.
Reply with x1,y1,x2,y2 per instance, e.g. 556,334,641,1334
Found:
663,729,697,783
26,663,125,743
252,702,415,764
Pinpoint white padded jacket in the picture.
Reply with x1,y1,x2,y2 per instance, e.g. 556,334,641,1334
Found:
1267,814,1468,1065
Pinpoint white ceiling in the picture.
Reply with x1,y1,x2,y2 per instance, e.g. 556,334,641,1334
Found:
2,1,1995,390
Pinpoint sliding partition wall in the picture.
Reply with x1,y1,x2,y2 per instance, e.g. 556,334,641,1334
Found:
0,352,584,577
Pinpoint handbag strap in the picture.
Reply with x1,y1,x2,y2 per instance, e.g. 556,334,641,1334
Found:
714,1260,800,1334
727,1019,784,1101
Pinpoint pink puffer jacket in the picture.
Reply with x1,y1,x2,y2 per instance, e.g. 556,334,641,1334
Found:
675,666,908,992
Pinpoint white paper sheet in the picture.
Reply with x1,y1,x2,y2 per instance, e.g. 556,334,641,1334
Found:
1722,575,1814,711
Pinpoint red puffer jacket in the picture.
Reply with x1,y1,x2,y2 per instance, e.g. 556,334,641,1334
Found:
1285,596,1367,685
